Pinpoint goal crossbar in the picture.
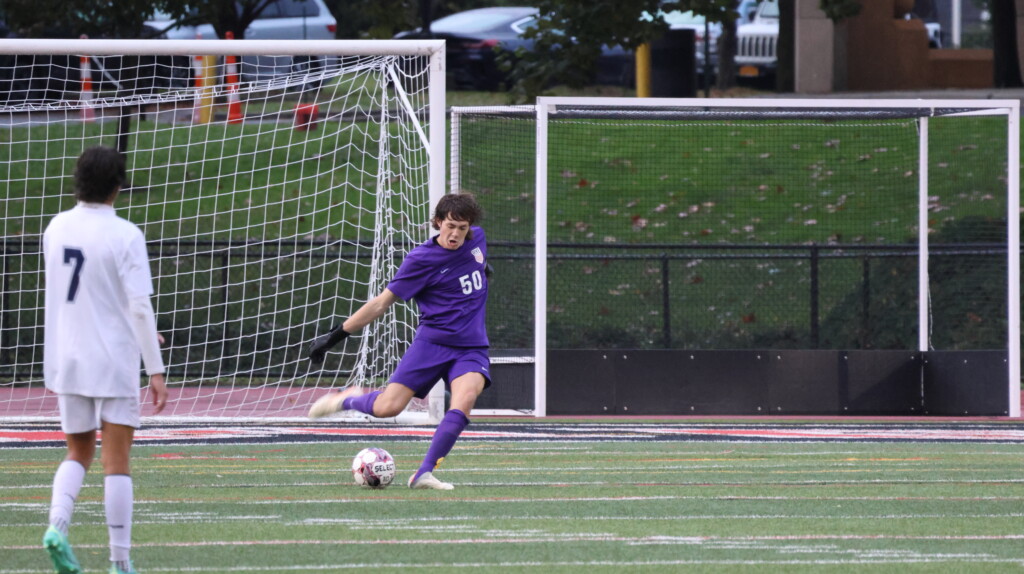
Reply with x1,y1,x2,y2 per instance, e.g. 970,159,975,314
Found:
0,39,445,57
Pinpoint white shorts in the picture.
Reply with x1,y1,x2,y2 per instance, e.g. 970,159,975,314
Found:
57,394,141,434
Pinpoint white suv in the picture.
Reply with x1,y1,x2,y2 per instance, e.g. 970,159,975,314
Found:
146,0,337,81
735,0,779,80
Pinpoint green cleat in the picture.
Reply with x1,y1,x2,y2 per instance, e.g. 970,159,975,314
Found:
42,526,82,574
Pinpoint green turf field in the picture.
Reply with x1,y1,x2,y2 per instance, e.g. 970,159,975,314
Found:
3,426,1023,573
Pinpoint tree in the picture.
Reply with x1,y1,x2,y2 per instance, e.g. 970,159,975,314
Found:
692,0,745,91
154,0,277,40
714,19,736,91
326,0,527,40
324,0,419,39
507,0,663,99
508,0,740,101
1,0,179,38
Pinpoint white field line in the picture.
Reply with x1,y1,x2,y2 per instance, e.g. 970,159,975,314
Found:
6,490,1024,510
6,533,1024,552
4,461,974,471
5,422,1024,446
2,473,1016,486
4,505,1024,526
6,511,1024,529
8,474,1024,491
3,558,1024,573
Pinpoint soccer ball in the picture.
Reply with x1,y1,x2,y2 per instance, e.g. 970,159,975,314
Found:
351,447,396,488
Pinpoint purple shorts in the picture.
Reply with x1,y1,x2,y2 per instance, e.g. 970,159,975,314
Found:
389,338,491,399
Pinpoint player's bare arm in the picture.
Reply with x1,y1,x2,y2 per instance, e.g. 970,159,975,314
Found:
308,289,400,363
344,289,400,332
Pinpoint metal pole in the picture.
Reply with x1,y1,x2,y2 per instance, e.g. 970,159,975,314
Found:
952,0,962,48
533,100,550,417
918,117,930,353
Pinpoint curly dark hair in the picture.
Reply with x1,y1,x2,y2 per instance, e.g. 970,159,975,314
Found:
432,192,483,229
74,146,127,203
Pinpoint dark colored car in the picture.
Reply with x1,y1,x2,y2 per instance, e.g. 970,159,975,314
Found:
396,6,632,91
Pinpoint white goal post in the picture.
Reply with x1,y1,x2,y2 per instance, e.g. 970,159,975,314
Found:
0,38,447,422
452,97,1020,418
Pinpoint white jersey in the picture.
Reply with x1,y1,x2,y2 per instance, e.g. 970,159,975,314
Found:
43,202,165,397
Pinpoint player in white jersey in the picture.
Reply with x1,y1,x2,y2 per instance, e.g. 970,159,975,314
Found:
41,146,167,574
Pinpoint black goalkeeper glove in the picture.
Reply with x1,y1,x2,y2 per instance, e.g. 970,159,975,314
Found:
308,321,351,364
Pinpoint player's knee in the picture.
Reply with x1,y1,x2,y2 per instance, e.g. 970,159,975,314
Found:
449,386,482,414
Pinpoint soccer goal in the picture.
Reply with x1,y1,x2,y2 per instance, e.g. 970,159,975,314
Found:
453,97,1020,417
0,38,447,422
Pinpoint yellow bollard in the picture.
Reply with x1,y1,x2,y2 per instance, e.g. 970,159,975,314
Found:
635,43,651,98
197,54,216,124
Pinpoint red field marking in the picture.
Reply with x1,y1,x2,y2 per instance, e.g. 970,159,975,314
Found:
0,430,65,442
662,427,1024,441
3,423,1024,445
5,384,1023,420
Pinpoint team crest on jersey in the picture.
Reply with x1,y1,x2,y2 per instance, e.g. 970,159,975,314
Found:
471,247,484,264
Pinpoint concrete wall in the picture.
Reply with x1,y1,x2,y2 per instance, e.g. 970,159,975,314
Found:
794,0,1000,93
846,0,932,90
794,0,833,93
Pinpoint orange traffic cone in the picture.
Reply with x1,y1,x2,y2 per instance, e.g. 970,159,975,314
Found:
225,31,243,124
294,103,319,131
79,35,94,123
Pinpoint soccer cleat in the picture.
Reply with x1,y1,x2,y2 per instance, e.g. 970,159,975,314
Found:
408,471,454,490
42,526,82,574
109,561,138,574
307,386,366,419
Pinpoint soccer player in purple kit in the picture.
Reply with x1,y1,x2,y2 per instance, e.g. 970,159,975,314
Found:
306,192,490,490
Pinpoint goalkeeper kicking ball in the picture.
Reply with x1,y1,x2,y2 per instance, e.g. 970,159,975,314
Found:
351,447,396,488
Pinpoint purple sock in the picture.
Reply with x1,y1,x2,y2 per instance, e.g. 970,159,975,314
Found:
416,409,469,480
343,390,381,415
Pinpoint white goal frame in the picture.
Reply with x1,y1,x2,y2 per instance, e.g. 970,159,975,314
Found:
536,97,1020,418
0,38,447,423
453,97,1020,418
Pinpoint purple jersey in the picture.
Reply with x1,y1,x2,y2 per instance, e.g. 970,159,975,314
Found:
387,226,489,347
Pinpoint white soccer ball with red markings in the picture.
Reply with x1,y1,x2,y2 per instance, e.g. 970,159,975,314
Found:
351,447,396,488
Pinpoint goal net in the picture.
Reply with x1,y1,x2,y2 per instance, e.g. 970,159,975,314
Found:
453,98,1020,417
0,38,446,422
